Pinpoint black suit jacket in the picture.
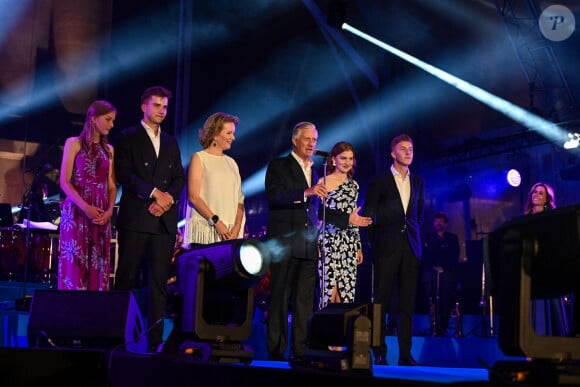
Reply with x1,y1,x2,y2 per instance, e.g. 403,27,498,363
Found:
362,171,424,259
114,124,185,235
265,154,319,260
423,231,460,272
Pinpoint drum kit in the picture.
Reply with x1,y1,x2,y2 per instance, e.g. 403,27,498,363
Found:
0,201,61,285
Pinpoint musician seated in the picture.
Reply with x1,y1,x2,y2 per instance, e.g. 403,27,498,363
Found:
18,181,54,224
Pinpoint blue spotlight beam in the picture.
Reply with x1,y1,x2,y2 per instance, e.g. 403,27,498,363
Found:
341,23,568,144
303,0,379,88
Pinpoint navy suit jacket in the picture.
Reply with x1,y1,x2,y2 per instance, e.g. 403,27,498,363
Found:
265,154,319,260
114,124,185,235
362,171,424,259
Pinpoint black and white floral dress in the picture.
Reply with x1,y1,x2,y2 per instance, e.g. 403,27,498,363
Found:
318,179,362,308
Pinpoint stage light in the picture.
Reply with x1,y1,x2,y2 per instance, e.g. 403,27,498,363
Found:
485,205,580,382
506,169,521,187
563,132,580,150
239,242,264,275
163,238,270,364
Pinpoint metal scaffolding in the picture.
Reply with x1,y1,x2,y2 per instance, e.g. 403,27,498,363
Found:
495,0,579,124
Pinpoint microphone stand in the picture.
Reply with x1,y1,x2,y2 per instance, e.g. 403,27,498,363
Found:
430,268,442,336
15,202,33,311
319,155,329,309
465,261,493,337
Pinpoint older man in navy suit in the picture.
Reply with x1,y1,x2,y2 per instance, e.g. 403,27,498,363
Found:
114,86,185,352
362,134,424,366
265,121,327,364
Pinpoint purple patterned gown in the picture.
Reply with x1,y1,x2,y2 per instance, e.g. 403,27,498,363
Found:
58,143,111,290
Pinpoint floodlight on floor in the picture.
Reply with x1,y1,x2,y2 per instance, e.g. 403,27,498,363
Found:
485,205,580,384
163,238,270,364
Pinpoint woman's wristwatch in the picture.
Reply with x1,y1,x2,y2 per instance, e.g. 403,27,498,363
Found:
208,214,219,227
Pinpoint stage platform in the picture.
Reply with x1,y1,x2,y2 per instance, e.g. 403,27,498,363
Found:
0,346,494,387
0,282,529,386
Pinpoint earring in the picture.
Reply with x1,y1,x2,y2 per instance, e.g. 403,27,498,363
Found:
332,160,336,166
212,140,217,147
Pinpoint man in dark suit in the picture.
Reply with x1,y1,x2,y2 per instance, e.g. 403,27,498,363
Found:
422,212,460,336
113,86,185,352
265,121,327,363
362,134,424,366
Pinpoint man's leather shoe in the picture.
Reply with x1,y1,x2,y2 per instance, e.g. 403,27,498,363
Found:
374,355,387,365
398,356,421,366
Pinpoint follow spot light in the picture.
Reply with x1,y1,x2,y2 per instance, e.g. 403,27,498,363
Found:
163,238,270,364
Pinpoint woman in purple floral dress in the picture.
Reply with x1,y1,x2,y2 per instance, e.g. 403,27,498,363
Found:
58,100,117,290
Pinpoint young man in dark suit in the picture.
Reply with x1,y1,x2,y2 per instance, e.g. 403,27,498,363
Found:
362,134,424,366
264,121,327,363
113,86,185,352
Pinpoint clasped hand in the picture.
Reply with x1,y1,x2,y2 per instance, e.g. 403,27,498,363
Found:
149,190,174,217
215,221,234,241
148,201,165,217
85,205,111,225
154,190,174,211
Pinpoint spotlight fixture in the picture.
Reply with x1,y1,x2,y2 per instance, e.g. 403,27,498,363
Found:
485,205,580,384
506,169,522,188
163,238,270,364
563,132,580,149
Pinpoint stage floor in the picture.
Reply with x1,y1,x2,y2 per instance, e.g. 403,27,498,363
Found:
0,282,528,386
0,346,492,387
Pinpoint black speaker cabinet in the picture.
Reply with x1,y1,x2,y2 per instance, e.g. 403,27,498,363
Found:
27,290,147,353
303,303,374,374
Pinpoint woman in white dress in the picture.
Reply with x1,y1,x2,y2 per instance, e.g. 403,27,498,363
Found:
183,112,245,245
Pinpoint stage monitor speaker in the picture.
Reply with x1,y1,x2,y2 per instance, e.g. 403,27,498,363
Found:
27,290,147,353
303,303,375,374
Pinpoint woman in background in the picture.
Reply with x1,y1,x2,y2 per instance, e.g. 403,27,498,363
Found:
524,181,556,215
523,181,568,336
183,112,245,246
58,100,117,290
